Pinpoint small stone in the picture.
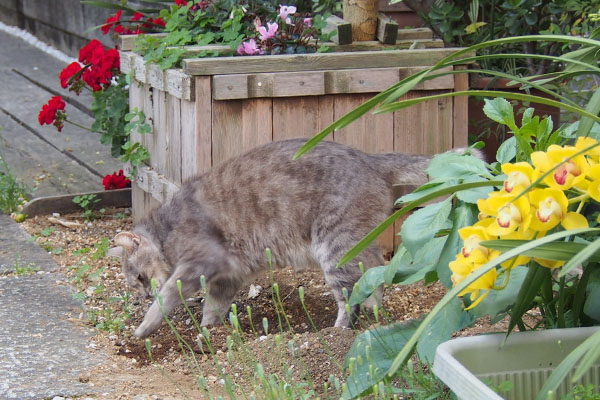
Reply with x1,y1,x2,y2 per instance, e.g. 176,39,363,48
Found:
79,371,91,383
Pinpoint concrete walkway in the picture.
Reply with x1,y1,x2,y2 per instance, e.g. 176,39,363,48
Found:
0,27,121,399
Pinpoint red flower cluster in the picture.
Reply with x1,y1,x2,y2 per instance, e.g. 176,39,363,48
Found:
38,96,67,131
59,40,120,94
101,10,166,36
102,170,131,190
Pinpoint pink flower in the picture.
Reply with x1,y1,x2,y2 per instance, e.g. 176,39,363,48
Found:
303,17,312,27
258,22,278,41
278,5,296,23
237,39,262,55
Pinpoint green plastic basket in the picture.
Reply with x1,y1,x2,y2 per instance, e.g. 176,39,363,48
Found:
432,327,600,400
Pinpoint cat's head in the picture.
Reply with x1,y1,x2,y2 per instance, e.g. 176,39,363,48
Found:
107,231,171,297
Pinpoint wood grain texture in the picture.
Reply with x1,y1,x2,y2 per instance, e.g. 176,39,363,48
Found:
323,15,352,45
118,51,131,74
166,94,182,184
181,76,212,180
272,96,335,140
343,0,379,41
184,49,473,76
151,89,168,175
453,65,469,147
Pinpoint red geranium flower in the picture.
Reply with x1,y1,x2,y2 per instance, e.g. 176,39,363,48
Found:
79,39,105,66
101,10,122,34
132,12,144,21
39,96,67,131
59,62,82,88
103,170,131,190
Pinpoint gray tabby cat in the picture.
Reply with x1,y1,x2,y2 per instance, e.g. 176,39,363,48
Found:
108,139,445,338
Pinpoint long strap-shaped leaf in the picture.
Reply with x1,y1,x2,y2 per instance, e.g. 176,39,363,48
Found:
482,240,600,263
376,90,600,124
336,180,504,267
559,235,600,278
535,328,600,400
386,228,600,378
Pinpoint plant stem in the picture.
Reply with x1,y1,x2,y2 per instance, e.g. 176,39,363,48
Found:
65,119,95,133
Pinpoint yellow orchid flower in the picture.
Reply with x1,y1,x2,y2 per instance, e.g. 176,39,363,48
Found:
458,219,494,258
575,137,600,164
450,252,499,309
484,193,531,236
531,145,588,190
500,228,536,269
586,164,600,203
501,162,538,194
528,188,588,231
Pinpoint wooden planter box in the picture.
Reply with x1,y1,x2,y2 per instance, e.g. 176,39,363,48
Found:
119,44,471,256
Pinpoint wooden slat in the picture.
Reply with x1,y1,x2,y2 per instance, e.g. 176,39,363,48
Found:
165,69,194,101
399,66,454,90
128,80,144,145
132,54,147,83
142,84,154,161
323,15,352,45
329,39,444,52
184,48,473,76
324,68,399,94
147,63,164,91
119,33,167,52
273,97,333,140
126,163,181,204
212,71,325,100
453,65,469,147
119,51,131,74
377,13,399,45
151,89,167,174
181,76,212,180
396,28,433,40
166,94,182,184
241,98,273,152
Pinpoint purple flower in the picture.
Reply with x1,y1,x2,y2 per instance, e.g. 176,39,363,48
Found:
258,22,278,41
278,5,296,23
237,38,262,55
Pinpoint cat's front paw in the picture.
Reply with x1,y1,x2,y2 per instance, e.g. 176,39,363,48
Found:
133,304,164,338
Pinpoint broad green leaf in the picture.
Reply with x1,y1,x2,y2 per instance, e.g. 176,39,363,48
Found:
416,297,463,363
583,268,600,321
400,197,453,257
482,240,600,263
387,228,600,377
471,266,528,319
436,204,475,288
426,153,491,179
577,87,600,139
483,98,518,132
496,136,517,164
456,176,494,204
535,328,600,400
344,319,420,399
349,266,386,306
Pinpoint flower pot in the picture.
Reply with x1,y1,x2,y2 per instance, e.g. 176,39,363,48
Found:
468,76,562,162
433,327,600,400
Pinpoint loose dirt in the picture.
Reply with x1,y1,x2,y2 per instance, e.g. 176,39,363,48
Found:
20,207,524,399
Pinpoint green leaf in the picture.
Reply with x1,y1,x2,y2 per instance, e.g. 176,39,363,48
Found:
457,176,494,204
577,86,600,139
583,268,600,321
496,136,517,164
483,98,518,133
427,153,491,179
416,297,463,363
343,319,420,399
400,197,453,257
482,240,600,263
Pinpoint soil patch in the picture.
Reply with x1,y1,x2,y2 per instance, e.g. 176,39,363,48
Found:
20,207,525,398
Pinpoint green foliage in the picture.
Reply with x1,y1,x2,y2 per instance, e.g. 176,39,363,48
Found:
560,384,600,400
73,194,104,222
0,155,29,214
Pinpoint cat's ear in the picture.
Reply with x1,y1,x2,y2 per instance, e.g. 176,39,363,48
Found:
113,232,141,254
107,246,124,259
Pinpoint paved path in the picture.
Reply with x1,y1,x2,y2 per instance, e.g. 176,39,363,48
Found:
0,27,117,399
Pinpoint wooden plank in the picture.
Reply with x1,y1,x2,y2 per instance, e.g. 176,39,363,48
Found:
399,66,454,90
394,91,424,154
377,13,399,45
183,48,474,76
142,84,155,161
128,80,144,145
273,97,329,140
166,94,182,184
212,100,243,166
132,54,147,83
329,39,443,51
213,71,325,100
433,89,453,153
165,69,194,101
453,65,469,147
396,28,433,40
147,63,164,91
323,15,352,45
119,51,131,74
181,76,212,180
119,33,167,52
241,98,273,152
324,68,399,94
151,89,168,174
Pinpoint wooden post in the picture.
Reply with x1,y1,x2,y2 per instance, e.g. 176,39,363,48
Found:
343,0,379,41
